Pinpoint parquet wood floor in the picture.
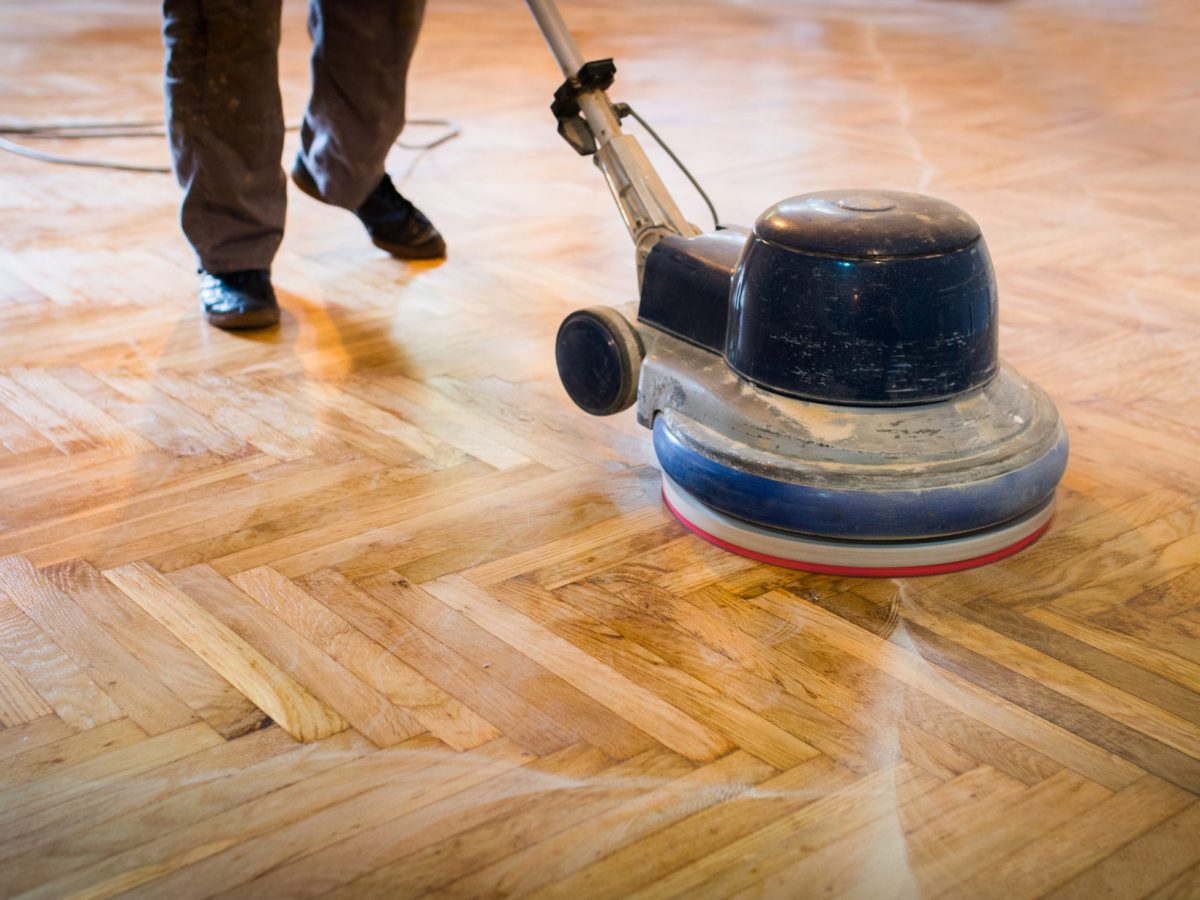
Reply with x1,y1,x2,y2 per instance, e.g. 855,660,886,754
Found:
1,0,1198,896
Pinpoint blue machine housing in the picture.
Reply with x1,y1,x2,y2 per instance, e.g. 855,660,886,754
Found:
653,413,1067,540
632,189,1068,542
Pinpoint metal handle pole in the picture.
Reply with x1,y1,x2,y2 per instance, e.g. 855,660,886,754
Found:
525,0,585,76
523,0,700,266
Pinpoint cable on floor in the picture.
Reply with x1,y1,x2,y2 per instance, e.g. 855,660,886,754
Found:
0,117,460,176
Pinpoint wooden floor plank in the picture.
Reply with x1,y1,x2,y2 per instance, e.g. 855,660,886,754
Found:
899,594,1200,763
0,717,147,790
358,570,658,760
103,562,347,742
0,714,73,763
297,567,581,756
524,756,858,900
329,746,689,900
83,738,534,900
0,555,198,735
727,766,1030,899
44,559,269,738
953,774,1195,899
442,750,778,899
623,762,935,899
0,721,221,835
0,592,124,730
0,648,52,727
167,563,423,747
1043,802,1200,900
232,565,499,751
0,729,376,898
212,740,567,900
426,575,733,762
748,589,1149,792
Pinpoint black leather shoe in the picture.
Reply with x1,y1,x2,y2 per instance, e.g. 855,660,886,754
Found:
198,270,280,330
291,157,446,260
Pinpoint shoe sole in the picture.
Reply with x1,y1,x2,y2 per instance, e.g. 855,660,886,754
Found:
204,307,281,331
370,235,447,260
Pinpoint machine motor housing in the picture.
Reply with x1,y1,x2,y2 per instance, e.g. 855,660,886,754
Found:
637,190,1000,407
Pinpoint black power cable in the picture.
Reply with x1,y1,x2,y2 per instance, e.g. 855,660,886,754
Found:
0,118,460,176
1,105,716,227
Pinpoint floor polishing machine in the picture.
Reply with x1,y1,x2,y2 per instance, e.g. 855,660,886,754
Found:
526,0,1068,576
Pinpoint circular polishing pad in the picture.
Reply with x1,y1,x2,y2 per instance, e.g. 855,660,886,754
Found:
661,474,1054,577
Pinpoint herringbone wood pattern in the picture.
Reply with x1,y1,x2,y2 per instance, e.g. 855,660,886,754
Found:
1,0,1198,896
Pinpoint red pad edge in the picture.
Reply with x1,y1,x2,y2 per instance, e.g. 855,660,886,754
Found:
662,489,1051,577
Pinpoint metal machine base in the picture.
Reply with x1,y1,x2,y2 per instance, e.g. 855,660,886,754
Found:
662,474,1055,577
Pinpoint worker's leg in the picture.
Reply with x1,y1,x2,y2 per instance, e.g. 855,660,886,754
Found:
163,0,286,272
297,0,427,209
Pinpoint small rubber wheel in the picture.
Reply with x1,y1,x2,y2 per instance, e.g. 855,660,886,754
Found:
555,307,643,416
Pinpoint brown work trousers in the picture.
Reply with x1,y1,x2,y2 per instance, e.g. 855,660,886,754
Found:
163,0,426,272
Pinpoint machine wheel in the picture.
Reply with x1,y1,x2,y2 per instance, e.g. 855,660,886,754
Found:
555,306,643,416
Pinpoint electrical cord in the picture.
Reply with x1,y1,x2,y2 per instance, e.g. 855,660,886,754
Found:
614,102,720,229
1,105,712,225
0,117,460,175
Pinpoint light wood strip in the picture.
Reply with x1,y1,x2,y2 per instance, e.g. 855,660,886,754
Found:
0,555,198,735
0,728,375,897
1043,801,1200,900
0,592,123,730
10,366,155,456
0,721,221,833
726,765,1030,900
0,372,94,454
357,570,657,760
209,460,550,576
296,568,580,756
45,559,268,738
340,464,659,583
959,595,1200,724
678,581,1068,784
879,770,1108,897
524,755,851,900
0,449,275,551
0,717,147,790
954,774,1195,899
213,741,592,900
232,565,499,751
329,746,689,899
1146,863,1200,900
464,504,675,588
747,589,1146,792
507,577,823,769
147,458,492,574
899,591,1200,760
1030,605,1200,694
0,648,52,726
90,368,249,458
423,574,732,762
167,563,422,747
64,456,383,570
0,714,73,763
444,750,778,899
20,737,532,900
102,562,347,742
340,373,532,469
624,762,932,900
280,377,468,468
